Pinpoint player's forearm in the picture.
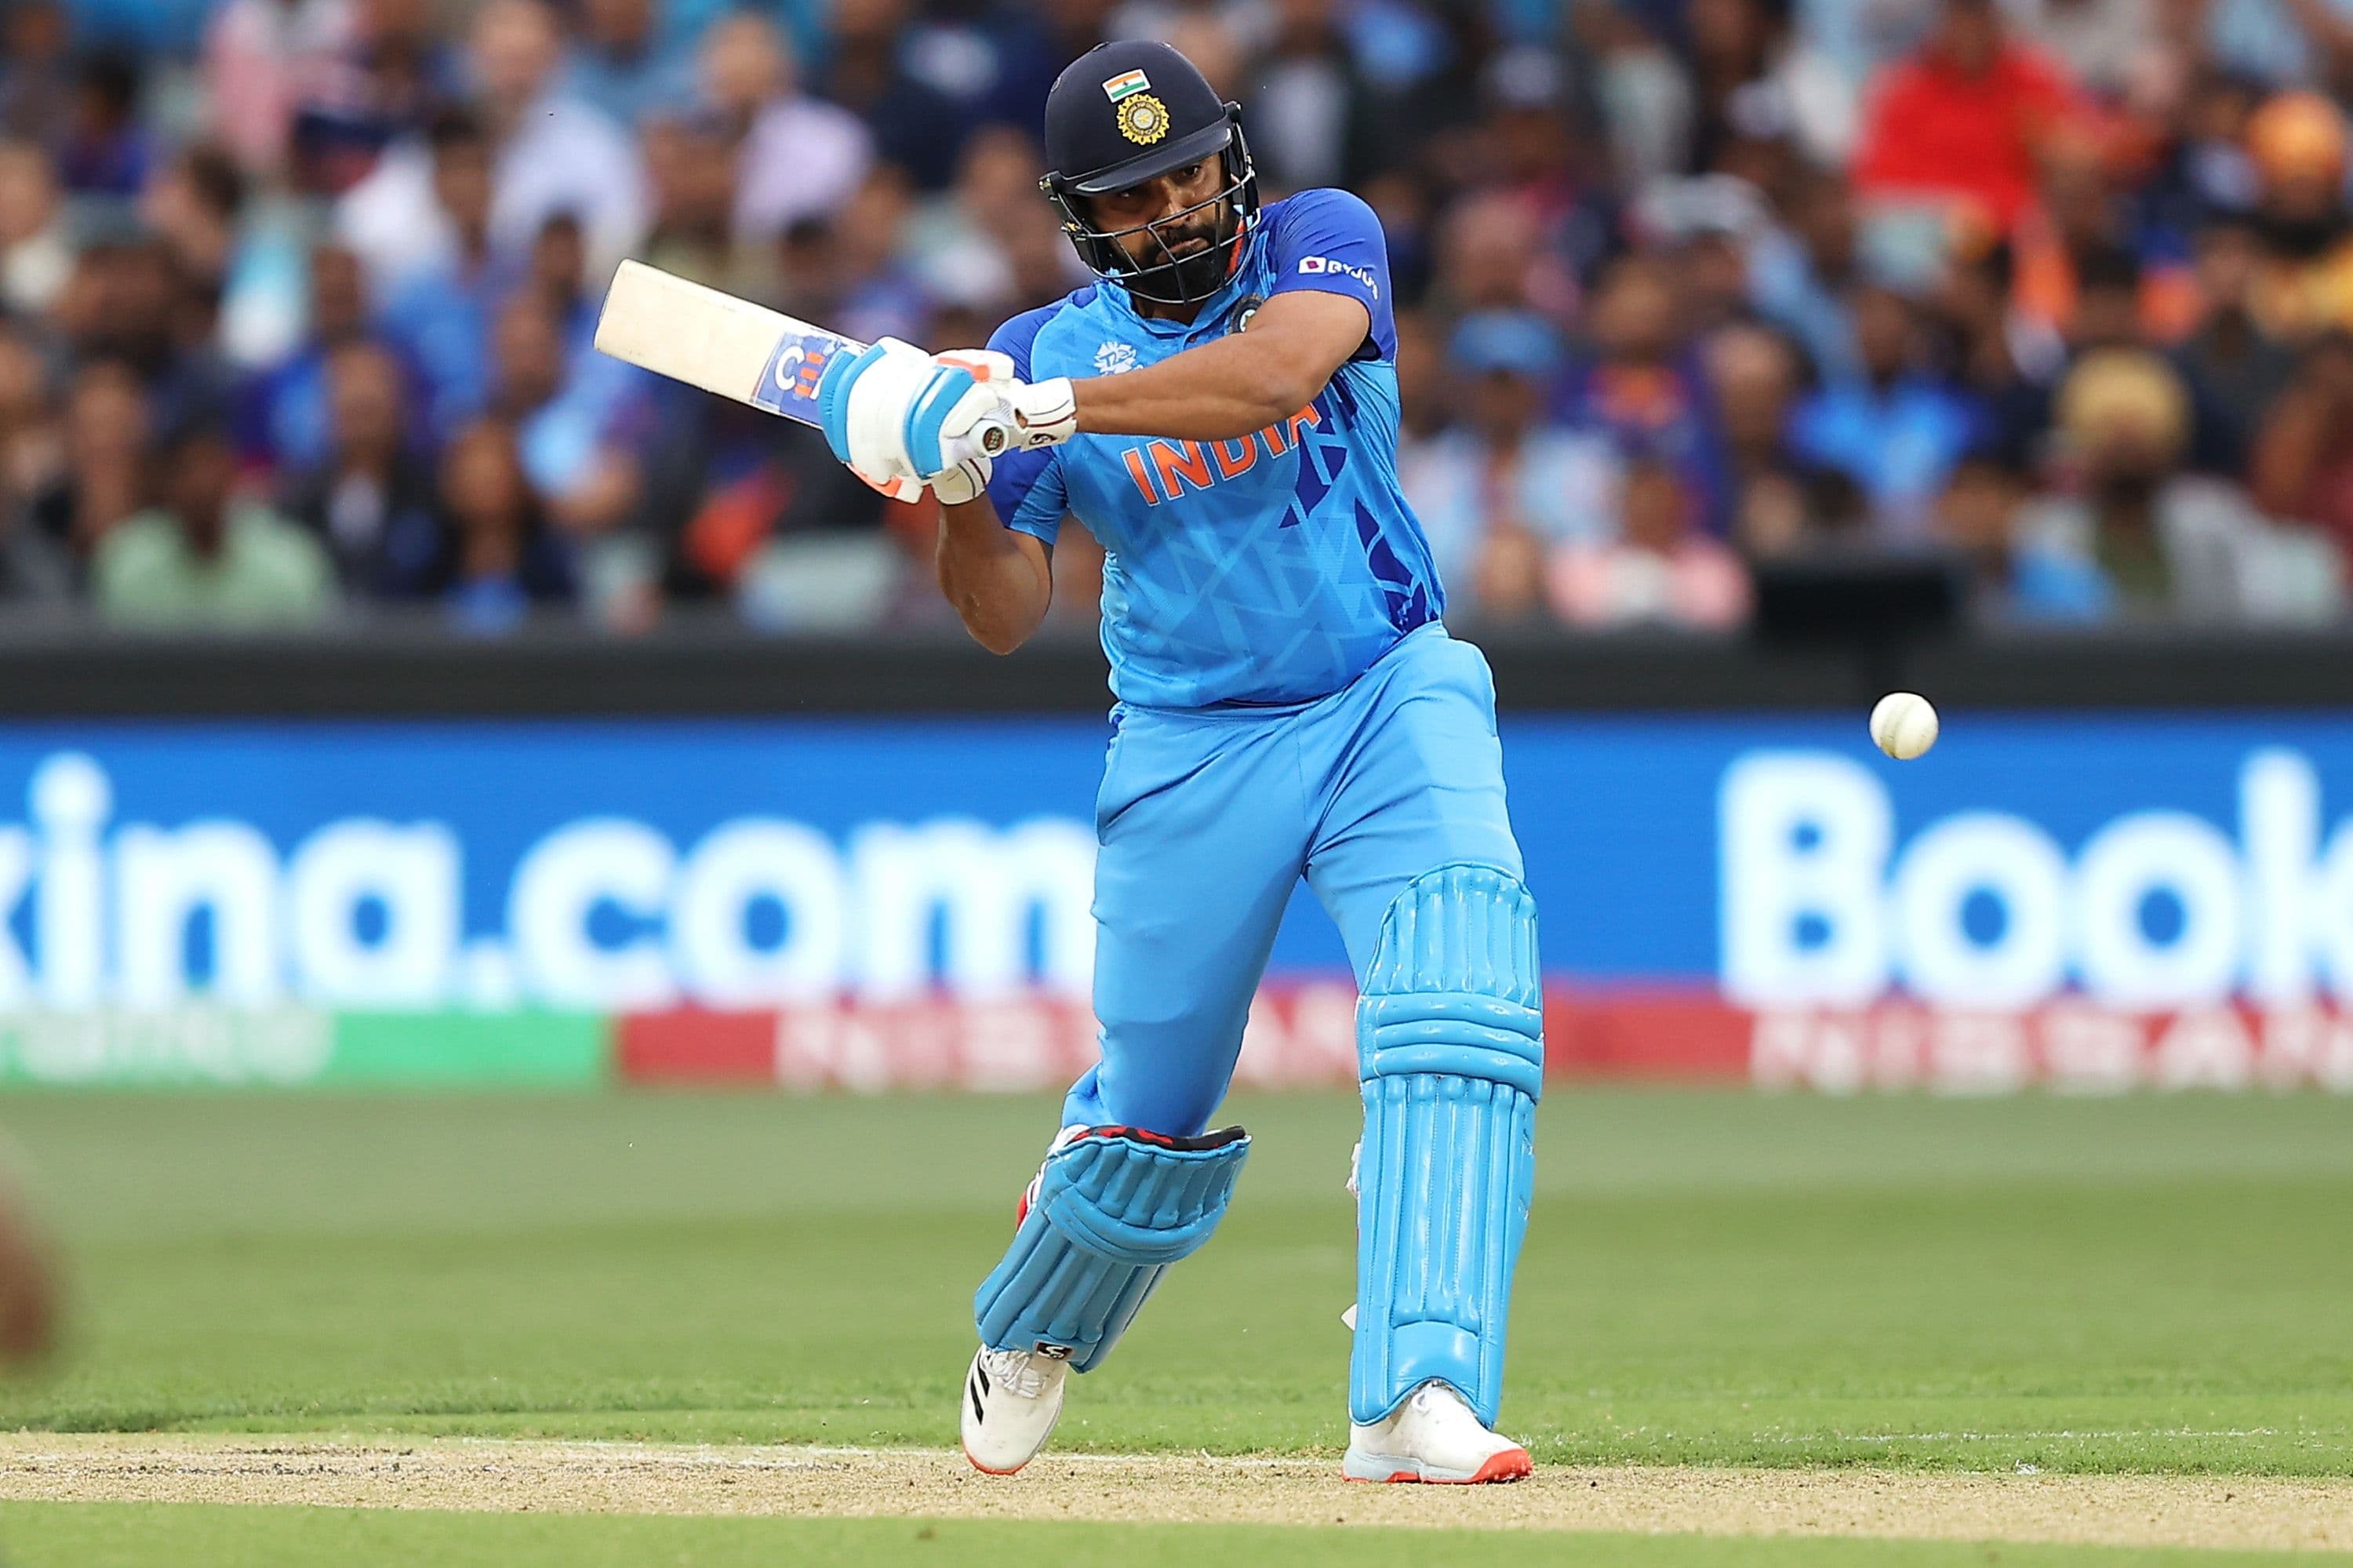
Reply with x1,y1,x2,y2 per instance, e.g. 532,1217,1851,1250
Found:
1071,333,1324,442
936,496,1053,655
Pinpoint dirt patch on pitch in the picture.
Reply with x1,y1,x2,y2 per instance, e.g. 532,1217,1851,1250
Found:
0,1434,2345,1551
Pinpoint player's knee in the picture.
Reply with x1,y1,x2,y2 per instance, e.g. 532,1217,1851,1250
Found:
1358,864,1542,1097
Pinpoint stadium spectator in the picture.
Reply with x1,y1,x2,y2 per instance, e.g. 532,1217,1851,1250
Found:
893,0,1058,156
2244,89,2353,339
142,144,248,316
58,53,152,198
1853,0,2085,229
776,168,930,348
1402,311,1620,622
242,242,370,474
488,291,642,538
278,0,462,196
904,126,1071,313
201,0,353,182
371,109,510,437
1791,282,1988,534
2023,347,2344,619
0,326,67,605
281,341,442,598
1935,449,2109,619
1705,321,1863,557
92,417,333,628
1428,192,1552,319
824,0,972,191
703,11,872,246
1240,0,1382,193
565,0,698,126
1583,2,1696,192
338,0,646,283
56,236,235,446
526,213,598,355
1550,453,1753,628
1555,256,1725,529
2178,215,2298,472
2009,132,2201,349
1749,167,1864,382
1685,0,1857,173
637,111,745,291
0,1,71,146
30,361,149,573
435,416,575,633
2251,330,2353,550
0,139,70,316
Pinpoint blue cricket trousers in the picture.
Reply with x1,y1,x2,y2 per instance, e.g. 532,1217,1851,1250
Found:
1064,623,1525,1134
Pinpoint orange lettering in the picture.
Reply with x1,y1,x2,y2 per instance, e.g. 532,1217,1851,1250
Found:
1211,437,1257,480
1260,404,1319,457
1122,446,1160,505
1150,439,1216,497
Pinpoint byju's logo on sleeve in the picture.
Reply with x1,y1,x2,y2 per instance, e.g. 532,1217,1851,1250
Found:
1297,257,1379,297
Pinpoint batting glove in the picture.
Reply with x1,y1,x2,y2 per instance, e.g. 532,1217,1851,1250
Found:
926,350,1079,474
814,341,1074,502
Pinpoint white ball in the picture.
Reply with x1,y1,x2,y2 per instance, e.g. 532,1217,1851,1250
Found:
1870,692,1940,761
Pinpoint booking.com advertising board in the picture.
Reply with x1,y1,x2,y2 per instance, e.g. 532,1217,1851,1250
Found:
0,713,2350,1093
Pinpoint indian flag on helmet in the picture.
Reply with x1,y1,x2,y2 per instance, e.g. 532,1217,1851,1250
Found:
1101,69,1151,101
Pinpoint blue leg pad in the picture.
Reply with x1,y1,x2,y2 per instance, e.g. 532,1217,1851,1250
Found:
1351,864,1542,1428
974,1124,1249,1372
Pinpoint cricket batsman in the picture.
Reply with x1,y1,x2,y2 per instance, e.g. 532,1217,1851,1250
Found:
814,39,1540,1485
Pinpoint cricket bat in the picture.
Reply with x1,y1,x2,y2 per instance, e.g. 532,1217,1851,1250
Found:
594,259,856,427
593,260,1013,469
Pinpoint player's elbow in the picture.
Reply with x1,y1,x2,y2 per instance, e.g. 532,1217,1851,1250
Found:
966,620,1032,657
1247,364,1325,429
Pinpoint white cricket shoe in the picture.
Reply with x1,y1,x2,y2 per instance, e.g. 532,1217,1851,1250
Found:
1342,1380,1532,1484
960,1344,1067,1475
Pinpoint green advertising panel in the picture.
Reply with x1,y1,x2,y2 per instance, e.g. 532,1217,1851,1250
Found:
0,1011,609,1090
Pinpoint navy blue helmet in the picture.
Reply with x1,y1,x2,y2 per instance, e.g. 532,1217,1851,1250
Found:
1039,41,1260,307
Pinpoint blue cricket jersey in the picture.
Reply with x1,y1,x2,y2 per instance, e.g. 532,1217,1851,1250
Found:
984,189,1442,709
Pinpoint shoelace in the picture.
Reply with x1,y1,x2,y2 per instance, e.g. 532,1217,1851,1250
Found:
980,1348,1055,1399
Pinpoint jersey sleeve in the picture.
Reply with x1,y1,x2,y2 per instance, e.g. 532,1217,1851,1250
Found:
982,304,1065,544
1262,187,1398,362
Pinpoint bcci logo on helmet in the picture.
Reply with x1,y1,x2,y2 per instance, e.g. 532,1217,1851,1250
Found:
1116,93,1169,144
1100,67,1170,144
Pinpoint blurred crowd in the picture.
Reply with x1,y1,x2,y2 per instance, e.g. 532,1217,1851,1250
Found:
2,0,2353,634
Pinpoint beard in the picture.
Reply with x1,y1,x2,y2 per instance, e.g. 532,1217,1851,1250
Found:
1126,200,1236,301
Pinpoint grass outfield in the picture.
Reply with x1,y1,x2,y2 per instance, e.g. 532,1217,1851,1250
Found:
0,1090,2344,1473
2,1503,2346,1568
0,1089,2349,1563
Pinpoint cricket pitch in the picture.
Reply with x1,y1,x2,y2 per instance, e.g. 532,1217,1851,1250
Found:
0,1435,2346,1553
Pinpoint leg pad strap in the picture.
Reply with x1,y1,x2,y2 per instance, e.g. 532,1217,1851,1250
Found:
974,1124,1249,1373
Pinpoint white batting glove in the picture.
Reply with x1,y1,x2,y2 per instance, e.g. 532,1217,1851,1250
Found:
927,453,991,506
816,337,938,493
814,341,1070,503
929,350,1078,472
